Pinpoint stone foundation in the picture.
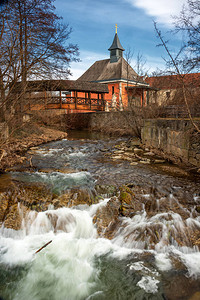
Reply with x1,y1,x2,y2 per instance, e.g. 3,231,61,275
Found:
141,119,200,167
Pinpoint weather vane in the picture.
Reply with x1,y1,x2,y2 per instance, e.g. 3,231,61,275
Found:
115,24,118,34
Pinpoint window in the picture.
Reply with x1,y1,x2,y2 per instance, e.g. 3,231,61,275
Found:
112,86,115,95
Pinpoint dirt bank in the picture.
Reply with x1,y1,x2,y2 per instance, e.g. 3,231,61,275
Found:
0,124,67,171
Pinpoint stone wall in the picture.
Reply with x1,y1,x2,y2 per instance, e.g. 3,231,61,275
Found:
64,111,139,136
31,110,139,136
141,119,200,167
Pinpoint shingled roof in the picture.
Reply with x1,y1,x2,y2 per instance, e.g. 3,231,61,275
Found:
108,33,125,51
77,57,140,83
12,80,109,93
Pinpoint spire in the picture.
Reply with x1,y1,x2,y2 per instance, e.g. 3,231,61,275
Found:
108,26,124,63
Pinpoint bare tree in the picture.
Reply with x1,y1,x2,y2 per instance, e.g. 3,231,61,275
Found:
3,0,79,83
174,0,200,72
0,0,79,151
154,21,200,133
116,49,157,138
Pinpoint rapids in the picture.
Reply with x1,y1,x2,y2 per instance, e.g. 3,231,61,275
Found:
0,130,200,300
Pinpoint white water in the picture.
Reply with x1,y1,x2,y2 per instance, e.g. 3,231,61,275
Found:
1,138,200,299
0,200,134,300
0,198,200,299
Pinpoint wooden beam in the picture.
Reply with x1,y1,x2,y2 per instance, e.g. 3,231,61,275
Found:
89,92,91,110
101,93,105,110
60,90,62,109
75,91,77,109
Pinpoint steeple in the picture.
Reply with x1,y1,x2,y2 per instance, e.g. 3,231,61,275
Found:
108,25,125,63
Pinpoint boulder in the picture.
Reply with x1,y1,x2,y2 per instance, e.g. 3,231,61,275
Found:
93,196,121,239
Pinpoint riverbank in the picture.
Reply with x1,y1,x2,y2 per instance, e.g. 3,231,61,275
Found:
0,133,200,300
0,124,67,171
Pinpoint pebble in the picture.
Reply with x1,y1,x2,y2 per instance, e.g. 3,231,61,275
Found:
134,148,143,154
154,159,166,164
101,148,109,152
123,157,132,161
112,156,122,160
114,150,124,154
130,162,138,166
144,152,155,156
139,160,150,164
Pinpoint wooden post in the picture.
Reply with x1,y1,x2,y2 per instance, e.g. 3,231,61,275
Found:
60,90,62,109
85,92,87,104
75,91,77,109
101,93,105,111
97,93,100,105
89,92,91,110
146,89,149,105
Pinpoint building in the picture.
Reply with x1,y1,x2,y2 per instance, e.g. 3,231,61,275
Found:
145,73,200,106
77,26,149,110
144,73,200,117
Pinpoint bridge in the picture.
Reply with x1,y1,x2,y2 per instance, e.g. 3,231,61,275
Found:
13,80,109,113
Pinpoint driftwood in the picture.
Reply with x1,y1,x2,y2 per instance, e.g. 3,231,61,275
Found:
35,240,52,254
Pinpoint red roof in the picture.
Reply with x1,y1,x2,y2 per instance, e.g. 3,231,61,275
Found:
145,73,200,90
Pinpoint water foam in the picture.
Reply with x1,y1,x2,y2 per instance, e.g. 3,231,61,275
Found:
11,171,94,193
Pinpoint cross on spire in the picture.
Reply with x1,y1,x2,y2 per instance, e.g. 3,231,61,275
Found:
115,24,118,34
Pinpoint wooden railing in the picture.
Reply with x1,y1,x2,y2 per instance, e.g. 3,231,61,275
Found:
26,96,106,111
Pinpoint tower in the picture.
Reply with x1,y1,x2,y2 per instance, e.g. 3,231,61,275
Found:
108,24,125,63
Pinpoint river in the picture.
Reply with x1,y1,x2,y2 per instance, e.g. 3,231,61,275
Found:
0,131,200,300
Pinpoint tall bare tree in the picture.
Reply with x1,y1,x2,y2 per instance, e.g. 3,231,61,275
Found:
154,20,200,133
3,0,79,83
0,0,79,130
174,0,200,72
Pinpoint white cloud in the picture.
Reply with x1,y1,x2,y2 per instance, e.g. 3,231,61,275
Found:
69,50,107,80
126,0,187,26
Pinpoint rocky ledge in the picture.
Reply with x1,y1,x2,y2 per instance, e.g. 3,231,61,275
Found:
0,180,199,250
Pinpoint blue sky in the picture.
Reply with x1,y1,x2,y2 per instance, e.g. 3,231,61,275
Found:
55,0,187,79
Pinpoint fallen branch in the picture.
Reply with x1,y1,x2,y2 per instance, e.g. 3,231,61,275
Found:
35,240,52,254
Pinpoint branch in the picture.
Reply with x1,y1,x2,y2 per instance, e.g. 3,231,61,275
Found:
35,240,52,254
154,21,200,133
